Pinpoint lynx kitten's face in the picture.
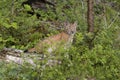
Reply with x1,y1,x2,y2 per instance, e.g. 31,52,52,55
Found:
64,22,77,35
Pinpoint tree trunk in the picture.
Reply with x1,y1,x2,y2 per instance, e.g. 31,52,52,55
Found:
87,0,94,32
87,0,94,49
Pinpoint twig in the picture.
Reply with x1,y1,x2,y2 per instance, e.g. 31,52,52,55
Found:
107,12,119,29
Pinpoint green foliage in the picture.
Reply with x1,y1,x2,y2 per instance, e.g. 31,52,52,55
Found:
0,0,120,80
0,40,120,80
24,4,33,11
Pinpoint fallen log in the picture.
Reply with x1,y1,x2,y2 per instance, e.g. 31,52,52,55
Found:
0,48,61,67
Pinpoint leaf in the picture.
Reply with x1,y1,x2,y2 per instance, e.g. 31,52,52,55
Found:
3,22,11,28
24,4,32,11
11,22,18,29
0,37,3,42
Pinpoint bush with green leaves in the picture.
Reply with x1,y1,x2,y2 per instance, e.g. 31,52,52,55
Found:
0,29,120,80
0,0,120,80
